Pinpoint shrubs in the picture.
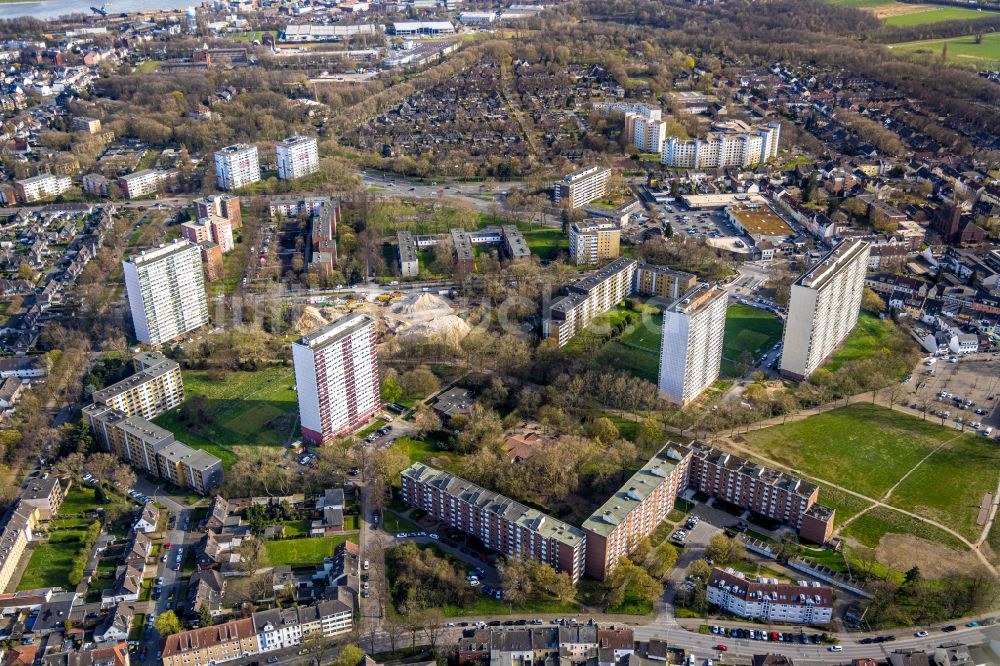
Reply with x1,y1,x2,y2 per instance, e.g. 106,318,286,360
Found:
386,542,478,613
67,520,101,587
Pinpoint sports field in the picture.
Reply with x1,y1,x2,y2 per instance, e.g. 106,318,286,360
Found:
890,32,1000,68
883,5,996,25
720,304,783,377
153,365,298,468
741,404,999,544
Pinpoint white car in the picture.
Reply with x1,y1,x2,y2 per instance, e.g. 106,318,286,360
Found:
829,646,843,652
915,631,928,638
363,560,370,570
429,533,439,540
469,580,480,587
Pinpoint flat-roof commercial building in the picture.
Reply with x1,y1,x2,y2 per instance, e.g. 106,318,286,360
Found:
214,143,260,191
554,166,611,210
569,220,621,266
658,284,728,406
276,135,319,181
123,240,209,346
401,463,587,582
780,239,871,381
725,201,793,243
543,257,637,347
662,121,781,169
707,568,833,625
686,441,834,543
281,23,380,42
292,313,380,444
397,231,419,277
581,443,692,580
390,21,456,35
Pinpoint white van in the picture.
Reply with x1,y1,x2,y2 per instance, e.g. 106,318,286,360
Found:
982,427,993,437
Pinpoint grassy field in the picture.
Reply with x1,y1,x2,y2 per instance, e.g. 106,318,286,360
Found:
515,223,567,261
887,433,1000,541
826,0,893,7
742,403,953,498
17,531,88,590
265,535,359,567
890,32,1000,68
841,506,966,550
153,365,298,468
884,5,997,25
564,303,662,383
823,313,893,372
720,304,783,377
59,486,99,517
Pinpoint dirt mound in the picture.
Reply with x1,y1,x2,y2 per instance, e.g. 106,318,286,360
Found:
296,306,328,335
397,314,471,345
390,293,452,315
874,533,987,579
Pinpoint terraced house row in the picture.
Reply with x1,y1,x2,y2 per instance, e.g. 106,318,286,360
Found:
83,351,222,494
402,440,836,580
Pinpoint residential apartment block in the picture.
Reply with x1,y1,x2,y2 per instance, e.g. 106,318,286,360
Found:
161,618,261,666
401,463,587,583
276,135,320,180
15,173,72,203
118,169,174,199
194,194,242,228
214,144,260,191
292,313,380,444
634,264,697,300
181,217,234,254
90,351,184,420
252,600,353,652
625,107,666,154
554,166,611,209
123,240,209,346
71,116,102,133
458,625,634,666
658,284,728,406
707,568,834,624
0,473,67,591
397,231,419,277
780,239,871,380
581,444,692,580
569,220,621,266
662,120,781,169
686,441,835,543
543,257,637,347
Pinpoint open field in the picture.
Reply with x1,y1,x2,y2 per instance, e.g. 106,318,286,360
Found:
564,303,662,383
823,313,894,372
720,304,783,377
890,32,1000,68
153,365,298,468
826,0,893,7
883,5,996,24
842,506,966,551
17,530,88,591
515,223,567,261
59,486,99,517
265,535,359,567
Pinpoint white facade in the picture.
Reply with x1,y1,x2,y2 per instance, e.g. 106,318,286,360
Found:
780,240,871,380
707,569,833,625
554,166,610,209
662,122,781,169
543,258,636,347
276,135,319,180
625,108,665,154
123,240,209,345
214,144,260,191
119,169,170,199
658,286,728,405
16,173,72,203
292,313,380,444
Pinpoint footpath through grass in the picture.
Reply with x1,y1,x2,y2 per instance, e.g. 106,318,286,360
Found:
720,304,783,377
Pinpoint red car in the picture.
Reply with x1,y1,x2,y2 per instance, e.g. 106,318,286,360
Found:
165,542,171,549
715,645,728,652
174,563,181,571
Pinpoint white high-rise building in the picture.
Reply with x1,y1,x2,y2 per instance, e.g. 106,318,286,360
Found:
214,144,260,191
780,239,871,380
292,313,380,445
662,120,781,169
553,165,611,209
276,135,319,180
658,284,728,406
123,240,209,345
625,108,666,155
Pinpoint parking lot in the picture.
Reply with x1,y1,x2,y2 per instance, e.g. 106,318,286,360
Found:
907,354,1000,437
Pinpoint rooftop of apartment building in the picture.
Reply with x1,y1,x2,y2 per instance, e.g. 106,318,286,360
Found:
689,441,817,497
636,262,696,282
708,567,834,608
397,231,418,263
572,219,620,234
118,415,174,445
582,443,691,537
451,229,474,262
297,312,372,351
402,463,586,547
158,440,221,472
19,475,61,503
727,202,793,238
125,239,198,268
502,225,530,257
562,165,608,183
93,356,177,404
664,284,725,316
216,143,255,155
795,238,870,291
162,618,256,658
278,135,316,147
568,257,636,295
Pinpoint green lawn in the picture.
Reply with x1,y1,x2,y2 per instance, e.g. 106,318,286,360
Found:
515,223,567,261
884,5,997,25
741,403,954,499
825,0,893,7
153,366,298,468
720,304,783,377
822,313,895,372
59,486,99,517
814,482,873,527
265,535,358,567
841,506,966,550
890,32,1000,68
887,434,1000,541
392,436,459,469
17,532,88,590
563,304,662,383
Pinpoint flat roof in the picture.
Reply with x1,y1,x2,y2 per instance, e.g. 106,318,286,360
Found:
666,284,726,315
582,443,691,537
125,239,199,268
681,193,766,209
727,202,792,237
297,312,372,350
397,231,417,263
796,239,870,290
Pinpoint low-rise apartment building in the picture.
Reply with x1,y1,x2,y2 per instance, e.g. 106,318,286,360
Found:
397,231,419,277
194,194,242,228
161,618,261,666
707,568,834,624
581,444,692,579
181,217,234,254
253,600,352,652
118,169,174,199
554,166,611,209
15,174,72,203
401,463,587,583
569,220,621,266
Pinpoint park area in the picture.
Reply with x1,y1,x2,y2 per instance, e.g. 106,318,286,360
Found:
565,302,662,383
889,32,1000,68
739,403,1000,548
720,304,783,377
153,365,299,468
826,0,997,24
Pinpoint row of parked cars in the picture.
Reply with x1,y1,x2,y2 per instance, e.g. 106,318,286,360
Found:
711,625,824,645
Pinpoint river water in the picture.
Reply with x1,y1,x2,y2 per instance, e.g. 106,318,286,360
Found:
0,0,190,20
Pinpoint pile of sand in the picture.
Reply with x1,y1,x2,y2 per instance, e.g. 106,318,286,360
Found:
390,293,453,316
397,314,471,345
295,306,328,335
